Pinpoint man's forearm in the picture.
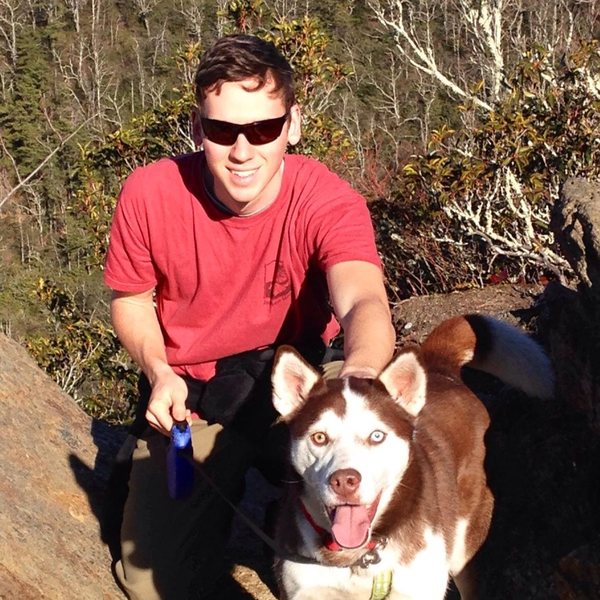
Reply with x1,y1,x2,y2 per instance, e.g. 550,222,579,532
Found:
111,293,173,385
339,296,396,377
326,260,396,378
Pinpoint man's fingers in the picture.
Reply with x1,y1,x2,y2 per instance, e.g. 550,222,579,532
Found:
171,401,188,423
146,404,173,436
146,371,188,435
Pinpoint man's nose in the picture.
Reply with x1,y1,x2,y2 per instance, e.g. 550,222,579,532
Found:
229,133,254,161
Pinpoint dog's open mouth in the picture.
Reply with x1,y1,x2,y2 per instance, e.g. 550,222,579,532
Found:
328,496,380,549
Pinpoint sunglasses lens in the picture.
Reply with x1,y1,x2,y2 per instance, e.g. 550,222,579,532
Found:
245,116,287,144
201,119,237,145
201,115,288,146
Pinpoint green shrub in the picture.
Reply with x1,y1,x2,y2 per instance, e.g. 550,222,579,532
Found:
26,279,137,424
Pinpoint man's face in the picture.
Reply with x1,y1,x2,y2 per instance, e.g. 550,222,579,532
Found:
192,78,301,216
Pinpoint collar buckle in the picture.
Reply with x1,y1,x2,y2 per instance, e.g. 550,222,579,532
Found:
356,536,387,568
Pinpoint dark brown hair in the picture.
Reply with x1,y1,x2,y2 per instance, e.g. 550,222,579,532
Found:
194,34,295,111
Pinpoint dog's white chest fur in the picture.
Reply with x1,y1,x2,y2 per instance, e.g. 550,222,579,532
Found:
279,527,449,600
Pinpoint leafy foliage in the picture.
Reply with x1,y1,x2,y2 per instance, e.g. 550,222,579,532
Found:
375,42,600,297
265,16,353,165
69,91,196,271
26,278,137,423
0,29,61,168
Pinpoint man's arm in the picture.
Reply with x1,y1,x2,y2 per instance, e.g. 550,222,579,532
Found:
111,289,188,435
326,260,396,378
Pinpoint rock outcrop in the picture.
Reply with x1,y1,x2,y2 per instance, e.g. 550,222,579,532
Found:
552,178,600,295
0,333,124,599
546,177,600,599
0,333,278,600
549,177,600,415
462,178,600,599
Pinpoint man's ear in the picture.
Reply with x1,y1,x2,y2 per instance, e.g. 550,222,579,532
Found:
287,104,301,146
190,106,204,149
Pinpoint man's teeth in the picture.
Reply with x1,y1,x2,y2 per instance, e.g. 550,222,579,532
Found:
231,169,257,178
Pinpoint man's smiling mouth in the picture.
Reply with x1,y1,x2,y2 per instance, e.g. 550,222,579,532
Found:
230,168,258,179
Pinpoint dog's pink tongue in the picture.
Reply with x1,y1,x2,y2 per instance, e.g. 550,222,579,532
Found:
331,505,370,549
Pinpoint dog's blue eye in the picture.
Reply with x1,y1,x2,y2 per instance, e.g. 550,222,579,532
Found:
311,432,329,446
369,430,386,444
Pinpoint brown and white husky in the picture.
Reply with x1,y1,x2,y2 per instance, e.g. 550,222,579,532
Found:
271,314,554,600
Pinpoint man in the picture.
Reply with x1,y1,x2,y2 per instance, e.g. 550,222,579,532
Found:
104,34,395,599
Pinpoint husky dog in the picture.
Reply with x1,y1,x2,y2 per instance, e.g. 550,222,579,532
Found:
271,314,554,600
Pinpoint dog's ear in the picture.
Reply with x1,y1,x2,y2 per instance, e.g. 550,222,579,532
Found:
272,346,321,418
378,351,427,416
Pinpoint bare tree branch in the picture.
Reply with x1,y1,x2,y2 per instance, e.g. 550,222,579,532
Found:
0,115,96,212
369,0,494,111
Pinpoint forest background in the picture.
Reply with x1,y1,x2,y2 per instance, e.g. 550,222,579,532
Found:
0,0,598,423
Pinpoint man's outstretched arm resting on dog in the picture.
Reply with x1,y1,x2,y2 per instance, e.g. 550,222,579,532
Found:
327,260,395,379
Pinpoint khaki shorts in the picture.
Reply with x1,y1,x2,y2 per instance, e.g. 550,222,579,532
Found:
114,419,254,600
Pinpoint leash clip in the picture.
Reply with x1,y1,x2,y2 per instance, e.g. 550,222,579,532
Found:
358,549,381,568
356,537,388,569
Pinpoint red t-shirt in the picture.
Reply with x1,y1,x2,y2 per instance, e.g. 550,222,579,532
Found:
104,152,380,380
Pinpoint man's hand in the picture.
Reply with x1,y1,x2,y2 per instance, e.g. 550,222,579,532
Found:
146,368,190,436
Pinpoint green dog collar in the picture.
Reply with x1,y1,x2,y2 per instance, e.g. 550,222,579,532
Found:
370,569,393,599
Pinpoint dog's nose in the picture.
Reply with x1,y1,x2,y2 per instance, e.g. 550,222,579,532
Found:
329,468,361,497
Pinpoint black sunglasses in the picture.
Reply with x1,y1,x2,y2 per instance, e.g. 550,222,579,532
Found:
200,114,289,146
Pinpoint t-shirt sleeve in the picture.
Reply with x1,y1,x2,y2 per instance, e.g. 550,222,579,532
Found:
304,165,381,271
103,170,158,292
